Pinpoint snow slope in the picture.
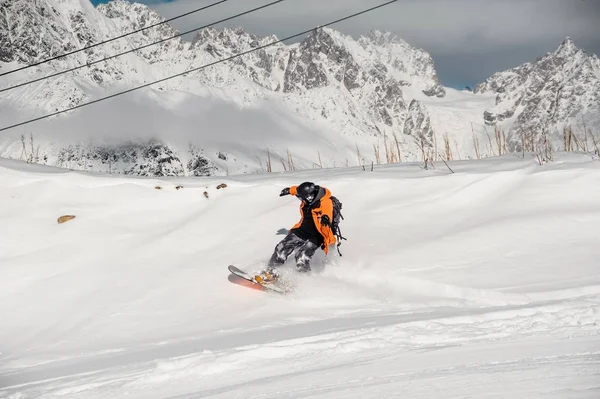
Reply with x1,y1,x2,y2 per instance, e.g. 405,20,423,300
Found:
1,153,599,398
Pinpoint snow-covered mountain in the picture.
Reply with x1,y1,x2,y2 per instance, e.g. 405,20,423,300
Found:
0,0,597,176
475,37,600,152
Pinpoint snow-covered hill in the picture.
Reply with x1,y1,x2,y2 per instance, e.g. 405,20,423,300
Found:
475,37,600,152
1,153,599,397
0,0,598,176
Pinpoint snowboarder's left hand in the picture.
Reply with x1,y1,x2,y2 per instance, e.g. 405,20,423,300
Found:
279,187,291,196
320,215,331,226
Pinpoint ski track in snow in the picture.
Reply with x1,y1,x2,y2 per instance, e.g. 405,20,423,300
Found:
1,153,599,398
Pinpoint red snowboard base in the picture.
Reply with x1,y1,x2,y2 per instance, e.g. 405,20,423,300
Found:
227,265,290,294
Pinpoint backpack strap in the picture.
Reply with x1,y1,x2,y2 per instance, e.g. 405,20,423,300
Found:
332,212,347,256
335,226,347,256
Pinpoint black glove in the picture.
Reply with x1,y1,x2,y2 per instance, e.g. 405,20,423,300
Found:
320,215,331,226
279,187,290,196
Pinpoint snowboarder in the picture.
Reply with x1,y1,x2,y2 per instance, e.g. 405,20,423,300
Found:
256,181,337,283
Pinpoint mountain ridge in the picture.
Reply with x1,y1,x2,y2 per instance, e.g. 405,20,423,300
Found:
0,0,598,175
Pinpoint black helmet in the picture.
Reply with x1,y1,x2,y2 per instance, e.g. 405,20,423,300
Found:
296,181,318,203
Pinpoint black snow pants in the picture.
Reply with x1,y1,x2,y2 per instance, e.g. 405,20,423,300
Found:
268,232,319,272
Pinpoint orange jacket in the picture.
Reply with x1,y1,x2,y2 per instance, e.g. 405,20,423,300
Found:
289,185,337,253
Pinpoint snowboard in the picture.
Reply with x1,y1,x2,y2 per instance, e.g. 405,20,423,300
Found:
228,265,290,294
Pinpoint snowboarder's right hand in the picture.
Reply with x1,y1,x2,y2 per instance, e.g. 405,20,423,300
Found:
279,187,290,196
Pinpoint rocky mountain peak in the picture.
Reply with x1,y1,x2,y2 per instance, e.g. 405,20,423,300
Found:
97,0,187,65
555,37,577,57
0,0,85,64
358,29,445,98
192,26,272,47
98,0,178,36
474,37,600,152
364,29,406,47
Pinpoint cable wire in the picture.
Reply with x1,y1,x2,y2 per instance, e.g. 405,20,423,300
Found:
0,0,228,78
0,0,398,133
0,0,287,94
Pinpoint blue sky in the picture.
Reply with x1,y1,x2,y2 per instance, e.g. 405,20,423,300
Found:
87,0,600,89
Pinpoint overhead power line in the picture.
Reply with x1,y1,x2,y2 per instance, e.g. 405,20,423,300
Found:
0,0,287,94
0,0,228,79
0,0,399,134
